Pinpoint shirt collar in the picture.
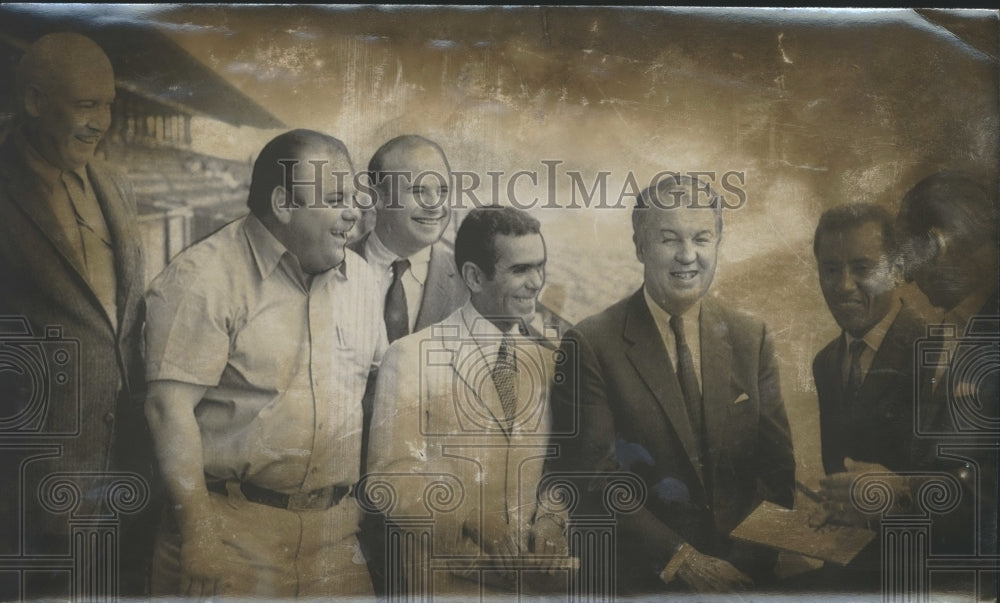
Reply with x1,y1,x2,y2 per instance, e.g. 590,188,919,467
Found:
366,230,432,284
844,296,902,353
643,285,701,329
244,213,292,279
245,214,351,285
16,130,88,191
461,300,521,340
944,287,992,336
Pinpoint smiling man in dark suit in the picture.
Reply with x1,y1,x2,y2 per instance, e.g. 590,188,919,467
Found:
808,204,928,590
896,172,998,595
0,33,149,598
813,204,926,478
550,174,795,595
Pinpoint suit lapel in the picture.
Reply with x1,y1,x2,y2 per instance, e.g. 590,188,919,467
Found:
0,145,90,284
699,301,734,472
89,164,141,335
415,243,457,332
512,337,547,434
622,291,705,486
0,143,128,338
448,317,510,437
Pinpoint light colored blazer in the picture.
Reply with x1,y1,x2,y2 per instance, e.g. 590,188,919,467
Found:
367,304,557,594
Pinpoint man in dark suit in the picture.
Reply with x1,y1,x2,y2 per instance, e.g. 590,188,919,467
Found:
550,174,795,595
809,203,927,590
813,203,926,477
0,33,149,598
349,135,468,344
896,172,998,591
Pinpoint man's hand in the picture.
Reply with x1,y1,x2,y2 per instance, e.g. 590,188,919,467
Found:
463,513,524,573
178,524,232,597
667,546,753,593
528,515,569,574
819,458,912,527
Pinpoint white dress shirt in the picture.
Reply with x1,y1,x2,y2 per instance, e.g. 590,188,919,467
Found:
365,230,432,332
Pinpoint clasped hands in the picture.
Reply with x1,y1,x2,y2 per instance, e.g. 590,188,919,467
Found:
809,457,912,529
458,513,569,579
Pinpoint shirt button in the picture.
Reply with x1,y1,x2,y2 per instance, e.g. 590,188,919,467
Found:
103,412,115,425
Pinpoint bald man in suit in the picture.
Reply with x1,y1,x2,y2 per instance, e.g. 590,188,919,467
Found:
0,33,149,599
349,135,467,344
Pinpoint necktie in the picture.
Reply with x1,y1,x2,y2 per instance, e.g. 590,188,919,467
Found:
63,172,118,328
669,315,703,443
491,334,519,429
384,258,410,343
846,339,866,399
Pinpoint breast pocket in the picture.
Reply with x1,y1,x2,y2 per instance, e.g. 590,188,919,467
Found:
333,323,375,383
725,388,758,453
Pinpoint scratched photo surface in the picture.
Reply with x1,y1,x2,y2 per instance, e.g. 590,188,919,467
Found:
0,5,997,601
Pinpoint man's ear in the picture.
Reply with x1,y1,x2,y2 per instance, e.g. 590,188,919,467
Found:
633,233,645,264
927,226,948,260
461,261,484,293
24,84,43,118
271,186,293,225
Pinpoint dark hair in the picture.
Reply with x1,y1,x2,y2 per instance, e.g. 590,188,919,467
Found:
367,134,450,195
247,129,351,218
632,173,723,235
454,207,541,279
813,203,898,260
897,171,997,252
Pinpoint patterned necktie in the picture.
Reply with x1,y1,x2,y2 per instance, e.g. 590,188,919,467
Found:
669,314,703,442
63,172,117,327
384,258,410,343
491,334,519,428
846,339,867,399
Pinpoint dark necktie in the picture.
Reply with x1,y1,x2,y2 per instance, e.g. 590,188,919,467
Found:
669,315,703,443
491,334,519,429
384,258,410,343
846,339,866,399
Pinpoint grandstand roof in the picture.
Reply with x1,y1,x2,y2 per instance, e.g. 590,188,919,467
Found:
0,6,284,130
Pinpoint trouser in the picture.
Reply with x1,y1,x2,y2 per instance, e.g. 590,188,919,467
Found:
151,487,374,599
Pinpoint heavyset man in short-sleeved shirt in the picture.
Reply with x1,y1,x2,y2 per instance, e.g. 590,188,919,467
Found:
144,129,386,598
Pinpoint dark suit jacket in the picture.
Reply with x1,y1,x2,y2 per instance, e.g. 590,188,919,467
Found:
550,289,795,593
913,289,998,560
813,302,926,475
0,134,147,556
348,232,469,332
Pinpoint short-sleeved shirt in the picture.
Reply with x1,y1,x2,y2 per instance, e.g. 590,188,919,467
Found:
145,214,387,493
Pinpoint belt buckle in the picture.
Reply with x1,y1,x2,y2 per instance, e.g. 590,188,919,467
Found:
287,487,332,511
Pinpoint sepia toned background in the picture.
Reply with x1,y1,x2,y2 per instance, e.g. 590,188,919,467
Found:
1,4,997,492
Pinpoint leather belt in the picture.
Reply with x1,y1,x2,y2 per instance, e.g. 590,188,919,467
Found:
206,476,351,511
